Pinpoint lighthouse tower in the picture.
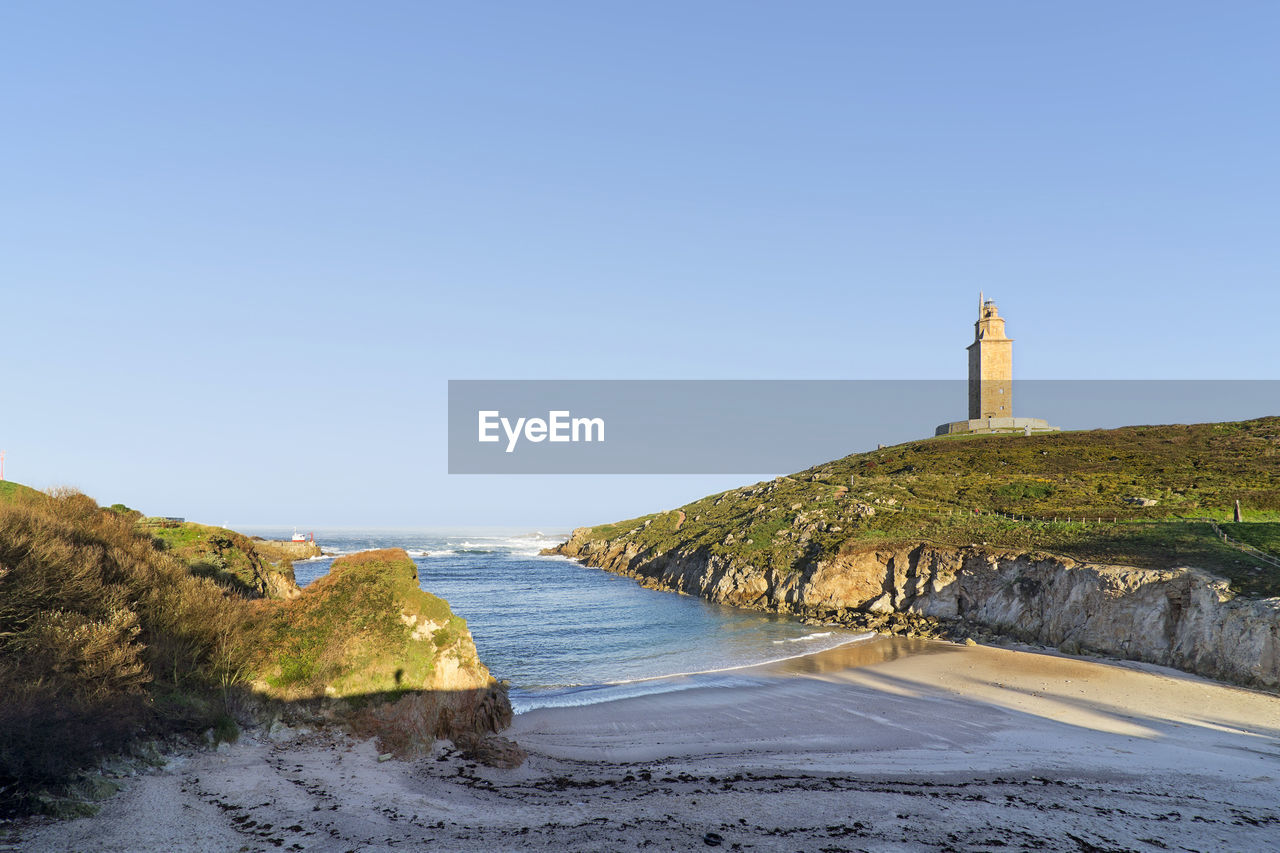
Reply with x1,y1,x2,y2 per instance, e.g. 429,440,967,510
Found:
935,295,1059,437
968,293,1013,419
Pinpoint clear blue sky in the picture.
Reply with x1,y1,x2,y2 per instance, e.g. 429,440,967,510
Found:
3,2,1277,526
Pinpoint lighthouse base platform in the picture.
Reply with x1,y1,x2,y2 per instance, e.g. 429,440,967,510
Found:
935,417,1060,437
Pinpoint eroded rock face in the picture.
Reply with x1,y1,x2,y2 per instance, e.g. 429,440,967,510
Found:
552,530,1280,689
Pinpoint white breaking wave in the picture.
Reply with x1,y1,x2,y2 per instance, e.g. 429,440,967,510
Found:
447,535,563,558
771,631,833,644
511,675,766,714
604,633,873,686
511,632,877,713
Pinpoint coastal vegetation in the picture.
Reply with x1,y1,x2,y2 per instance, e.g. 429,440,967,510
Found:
259,549,466,700
0,488,256,816
147,519,300,599
0,487,506,818
572,417,1280,596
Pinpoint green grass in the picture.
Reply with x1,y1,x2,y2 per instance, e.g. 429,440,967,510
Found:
1221,522,1280,557
0,481,46,505
144,521,207,547
147,521,296,599
573,417,1280,596
585,514,662,540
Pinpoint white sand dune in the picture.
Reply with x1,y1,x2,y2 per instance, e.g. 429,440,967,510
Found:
17,637,1280,851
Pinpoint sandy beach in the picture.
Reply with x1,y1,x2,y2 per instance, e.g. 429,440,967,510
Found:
14,637,1280,852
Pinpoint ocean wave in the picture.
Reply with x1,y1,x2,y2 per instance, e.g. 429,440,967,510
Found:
604,634,873,686
441,536,562,558
456,536,562,550
510,632,876,713
771,631,832,644
510,674,768,713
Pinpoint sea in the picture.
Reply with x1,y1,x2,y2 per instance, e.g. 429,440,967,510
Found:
239,528,871,713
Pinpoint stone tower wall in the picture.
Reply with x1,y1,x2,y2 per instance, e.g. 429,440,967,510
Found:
967,301,1013,419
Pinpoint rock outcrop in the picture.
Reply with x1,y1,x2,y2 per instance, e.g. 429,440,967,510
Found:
252,537,326,562
257,549,516,762
552,530,1280,689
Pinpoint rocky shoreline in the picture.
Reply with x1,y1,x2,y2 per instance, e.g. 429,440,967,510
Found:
549,530,1280,690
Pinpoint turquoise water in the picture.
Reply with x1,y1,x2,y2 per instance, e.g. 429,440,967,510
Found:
243,528,868,712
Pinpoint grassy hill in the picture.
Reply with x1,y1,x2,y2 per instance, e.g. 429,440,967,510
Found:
573,417,1280,597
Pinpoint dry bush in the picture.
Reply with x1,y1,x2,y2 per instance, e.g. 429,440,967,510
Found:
348,684,514,758
0,490,260,814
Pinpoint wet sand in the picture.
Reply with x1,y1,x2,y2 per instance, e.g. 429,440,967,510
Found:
16,637,1280,851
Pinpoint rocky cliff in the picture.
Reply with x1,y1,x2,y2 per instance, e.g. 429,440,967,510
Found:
553,530,1280,689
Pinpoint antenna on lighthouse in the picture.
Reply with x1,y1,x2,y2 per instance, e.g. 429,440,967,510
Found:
979,290,984,316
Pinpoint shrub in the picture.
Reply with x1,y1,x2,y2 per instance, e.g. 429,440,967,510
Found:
995,482,1056,501
0,490,258,815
